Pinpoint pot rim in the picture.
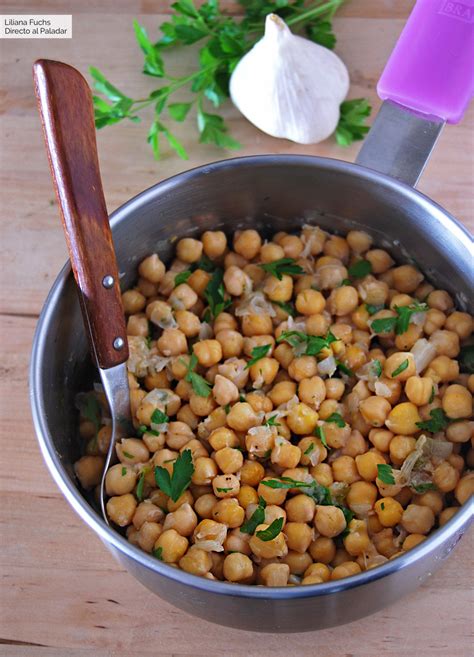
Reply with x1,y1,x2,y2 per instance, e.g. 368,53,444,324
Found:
30,154,473,600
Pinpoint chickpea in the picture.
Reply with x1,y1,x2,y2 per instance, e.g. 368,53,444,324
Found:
212,497,245,528
280,234,304,258
343,519,370,556
174,310,200,337
106,494,137,527
163,503,198,537
189,393,216,417
201,230,227,259
221,553,253,582
306,313,330,337
187,269,212,298
273,343,294,369
395,323,423,351
179,546,213,576
447,422,473,446
382,352,416,382
192,340,221,368
402,534,426,551
298,376,326,409
260,242,285,263
425,355,459,383
439,507,458,526
401,504,435,534
284,494,316,523
389,435,416,466
176,238,203,263
194,494,218,519
283,522,313,553
138,253,166,283
374,497,403,527
264,274,294,302
169,283,198,311
405,376,434,406
346,481,378,515
240,460,265,487
127,313,149,338
392,265,423,293
341,430,367,458
250,357,280,388
212,474,241,500
192,457,218,486
215,330,244,359
223,266,250,297
246,392,273,414
227,402,260,432
365,249,394,274
359,396,392,428
307,537,334,565
215,447,244,474
258,477,288,506
237,485,259,510
105,463,137,496
427,289,454,312
286,402,319,435
260,563,290,587
444,311,473,339
332,456,360,484
122,289,146,314
413,490,443,516
455,473,474,505
432,461,460,493
385,402,421,435
154,529,189,563
271,437,301,469
233,229,261,259
211,375,239,407
431,327,461,357
357,276,389,307
299,437,326,467
346,230,372,253
249,523,288,559
74,455,104,489
213,312,237,334
331,561,361,580
328,286,359,316
442,384,472,419
267,381,296,407
157,328,187,356
288,356,317,382
116,438,150,465
241,313,273,336
311,463,334,488
314,505,346,538
294,289,325,316
208,427,239,451
355,451,386,481
324,378,345,402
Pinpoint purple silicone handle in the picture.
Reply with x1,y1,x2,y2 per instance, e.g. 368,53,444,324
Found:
378,0,474,124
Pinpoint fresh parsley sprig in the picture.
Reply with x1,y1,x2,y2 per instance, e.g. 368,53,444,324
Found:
90,0,371,160
277,329,337,356
154,448,195,501
204,268,232,320
416,408,450,433
347,259,372,279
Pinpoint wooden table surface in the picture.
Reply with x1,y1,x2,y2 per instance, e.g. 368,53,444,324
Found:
0,1,472,655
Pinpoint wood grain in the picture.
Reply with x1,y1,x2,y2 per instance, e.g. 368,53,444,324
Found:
33,59,128,369
0,2,472,655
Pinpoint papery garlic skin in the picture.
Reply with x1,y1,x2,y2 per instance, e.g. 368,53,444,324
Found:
230,14,349,144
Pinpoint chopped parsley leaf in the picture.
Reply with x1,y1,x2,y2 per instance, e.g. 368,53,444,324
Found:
273,301,296,316
348,259,372,279
412,482,437,494
366,303,385,315
121,466,127,477
304,442,315,455
151,408,169,425
183,353,212,397
174,270,192,286
245,344,272,369
255,517,284,542
416,408,450,433
377,463,395,485
153,547,163,561
264,414,280,427
204,268,232,319
391,358,409,378
314,425,327,447
326,412,346,428
136,471,145,501
259,257,304,281
240,496,267,535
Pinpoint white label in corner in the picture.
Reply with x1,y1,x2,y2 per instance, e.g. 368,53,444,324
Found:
0,15,72,39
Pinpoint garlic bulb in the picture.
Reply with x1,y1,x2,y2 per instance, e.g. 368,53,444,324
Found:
229,14,349,144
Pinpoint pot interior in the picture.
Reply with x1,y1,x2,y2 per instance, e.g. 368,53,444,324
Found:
33,155,472,513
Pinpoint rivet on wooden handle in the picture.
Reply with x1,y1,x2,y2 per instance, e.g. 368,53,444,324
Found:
33,59,128,370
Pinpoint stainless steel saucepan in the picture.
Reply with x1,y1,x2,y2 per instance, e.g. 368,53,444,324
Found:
30,0,473,632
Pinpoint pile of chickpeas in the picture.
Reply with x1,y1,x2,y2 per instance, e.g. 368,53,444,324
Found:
74,225,473,587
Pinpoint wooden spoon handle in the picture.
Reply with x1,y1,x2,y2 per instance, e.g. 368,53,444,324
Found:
33,59,128,369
